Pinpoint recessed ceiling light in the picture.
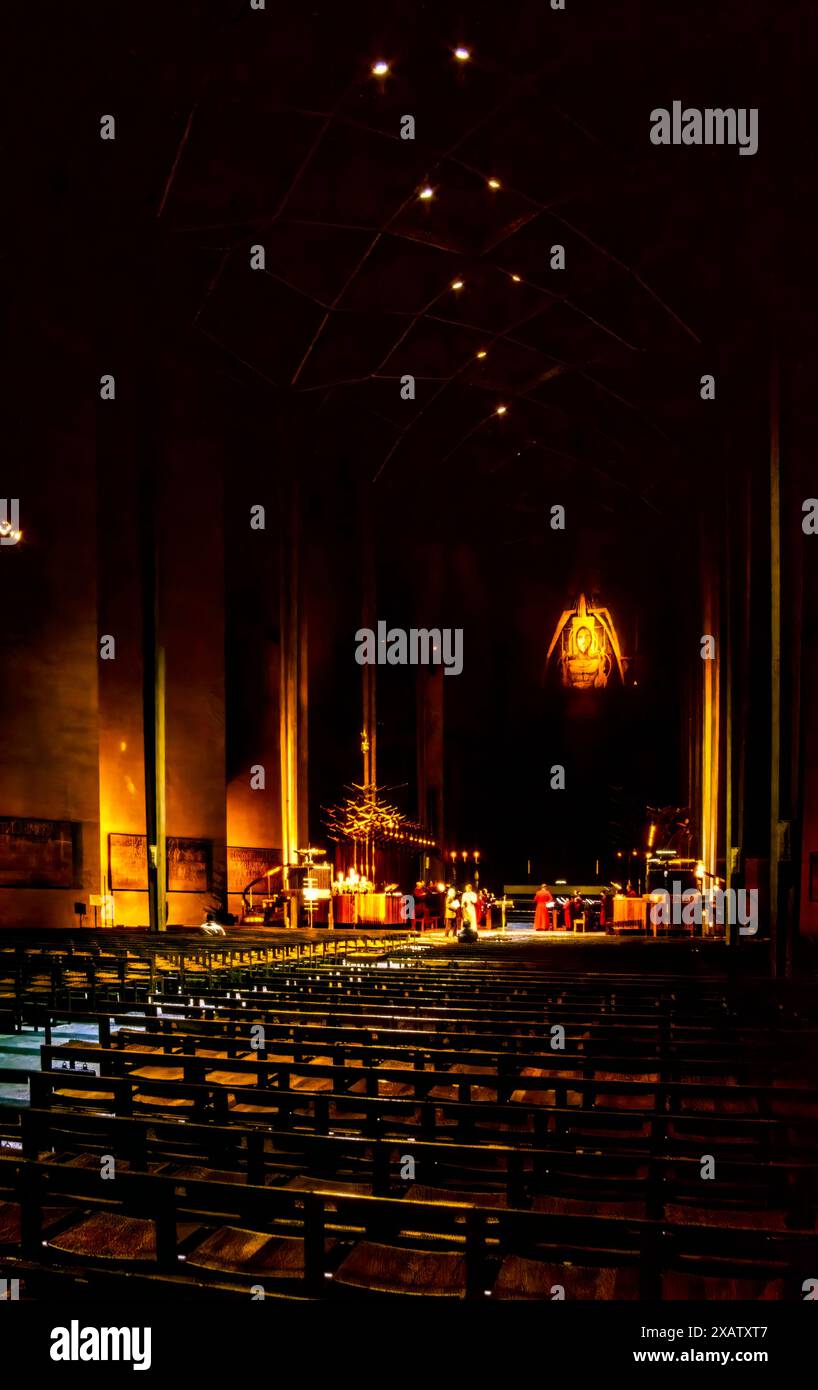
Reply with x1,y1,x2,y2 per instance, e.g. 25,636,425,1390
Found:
451,279,464,290
511,273,521,282
371,61,390,76
476,350,487,359
488,178,501,189
496,405,508,415
454,47,471,62
418,186,434,200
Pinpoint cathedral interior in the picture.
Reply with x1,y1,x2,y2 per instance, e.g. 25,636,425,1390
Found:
1,0,817,1341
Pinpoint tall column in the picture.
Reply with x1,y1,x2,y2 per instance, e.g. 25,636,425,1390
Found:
279,478,307,870
140,456,167,935
700,533,721,890
723,473,734,944
769,356,783,974
361,529,377,793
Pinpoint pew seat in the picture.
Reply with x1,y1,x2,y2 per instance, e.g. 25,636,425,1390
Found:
491,1254,640,1300
163,1164,250,1185
133,1090,196,1110
228,1097,282,1118
595,1073,659,1110
428,1065,498,1103
532,1194,646,1219
284,1174,372,1196
333,1241,467,1296
510,1068,582,1106
52,1086,116,1104
185,1227,305,1277
662,1270,785,1299
0,1201,77,1247
289,1058,336,1093
348,1060,416,1098
663,1203,795,1231
405,1183,507,1208
47,1212,158,1262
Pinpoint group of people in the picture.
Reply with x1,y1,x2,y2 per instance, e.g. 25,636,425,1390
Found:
533,883,641,932
412,881,496,936
533,884,602,932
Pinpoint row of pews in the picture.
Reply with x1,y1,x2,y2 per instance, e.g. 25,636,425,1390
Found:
1,946,818,1300
0,930,413,1023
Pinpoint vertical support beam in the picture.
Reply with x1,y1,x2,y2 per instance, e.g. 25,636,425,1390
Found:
361,530,377,795
723,473,734,945
734,472,752,897
297,546,309,852
770,354,782,975
700,530,720,892
140,462,166,934
279,479,303,875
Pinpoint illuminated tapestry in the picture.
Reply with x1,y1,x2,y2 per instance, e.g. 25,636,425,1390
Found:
546,593,626,690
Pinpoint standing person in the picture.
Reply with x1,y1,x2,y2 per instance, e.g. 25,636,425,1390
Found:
533,883,555,932
414,881,428,930
444,887,460,937
461,883,478,932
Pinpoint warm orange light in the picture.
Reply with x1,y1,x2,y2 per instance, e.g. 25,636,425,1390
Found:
476,350,487,359
647,823,656,849
511,273,521,283
454,47,471,61
119,740,127,753
371,61,390,76
418,186,434,200
488,178,501,189
451,279,464,290
495,404,507,415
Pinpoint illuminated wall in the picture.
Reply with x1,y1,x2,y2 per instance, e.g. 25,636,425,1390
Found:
0,416,101,928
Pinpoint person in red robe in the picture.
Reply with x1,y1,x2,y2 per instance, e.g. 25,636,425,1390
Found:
533,884,555,931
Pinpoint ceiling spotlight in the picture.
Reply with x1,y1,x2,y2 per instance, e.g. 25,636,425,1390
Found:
451,279,464,290
495,405,508,416
488,178,501,189
511,273,521,282
418,186,434,201
454,47,471,62
476,350,487,359
371,61,390,76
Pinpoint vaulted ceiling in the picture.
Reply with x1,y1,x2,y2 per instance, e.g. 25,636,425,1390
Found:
12,0,812,530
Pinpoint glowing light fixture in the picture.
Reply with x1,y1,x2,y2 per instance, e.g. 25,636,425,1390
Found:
451,279,464,290
454,47,471,62
488,178,501,189
476,350,487,359
495,404,507,415
511,273,521,283
418,186,434,200
371,61,390,76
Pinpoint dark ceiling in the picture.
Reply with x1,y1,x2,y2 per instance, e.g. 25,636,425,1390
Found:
10,0,814,534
